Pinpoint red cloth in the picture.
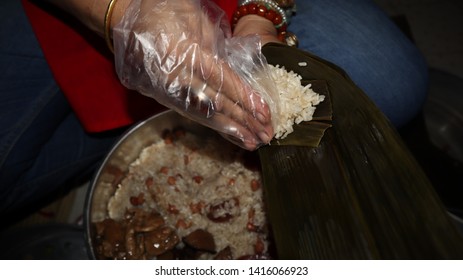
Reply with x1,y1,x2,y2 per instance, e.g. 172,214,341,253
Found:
21,0,237,132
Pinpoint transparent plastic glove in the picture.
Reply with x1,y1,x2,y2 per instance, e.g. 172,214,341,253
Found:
113,0,279,150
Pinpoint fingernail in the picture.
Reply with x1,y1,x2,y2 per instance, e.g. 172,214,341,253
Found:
258,131,271,143
256,112,267,124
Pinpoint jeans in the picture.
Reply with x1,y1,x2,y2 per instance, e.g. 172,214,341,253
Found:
0,0,122,219
0,0,428,219
290,0,429,127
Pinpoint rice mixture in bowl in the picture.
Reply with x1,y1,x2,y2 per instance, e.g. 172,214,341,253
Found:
88,118,269,260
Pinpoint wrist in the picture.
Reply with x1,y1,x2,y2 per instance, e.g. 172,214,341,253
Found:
232,2,287,42
232,0,298,46
103,0,131,52
233,15,281,45
108,0,131,32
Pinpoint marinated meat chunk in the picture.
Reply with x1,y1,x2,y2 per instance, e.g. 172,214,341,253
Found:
144,226,179,257
126,208,165,232
183,229,216,253
93,219,126,259
125,228,145,260
214,246,233,260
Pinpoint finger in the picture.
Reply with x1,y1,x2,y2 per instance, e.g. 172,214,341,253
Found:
211,87,273,144
196,53,272,125
188,77,273,144
163,43,272,129
208,113,262,151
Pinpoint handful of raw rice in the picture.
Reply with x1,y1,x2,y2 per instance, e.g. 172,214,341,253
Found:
268,64,325,139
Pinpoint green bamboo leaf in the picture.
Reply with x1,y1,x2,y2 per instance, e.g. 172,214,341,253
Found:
259,43,463,259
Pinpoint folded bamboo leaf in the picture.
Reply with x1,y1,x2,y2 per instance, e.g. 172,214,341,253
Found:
307,80,333,122
260,43,463,259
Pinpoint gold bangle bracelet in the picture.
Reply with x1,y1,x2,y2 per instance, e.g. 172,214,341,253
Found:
104,0,118,53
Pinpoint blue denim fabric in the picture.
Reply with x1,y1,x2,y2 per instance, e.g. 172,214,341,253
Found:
290,0,429,127
0,0,429,218
0,0,121,217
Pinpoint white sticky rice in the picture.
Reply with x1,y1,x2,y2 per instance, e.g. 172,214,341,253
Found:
269,64,325,139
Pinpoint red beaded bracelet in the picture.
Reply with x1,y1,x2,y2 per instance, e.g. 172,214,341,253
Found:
232,3,288,43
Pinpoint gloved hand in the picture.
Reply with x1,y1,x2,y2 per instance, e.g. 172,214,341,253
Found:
113,0,278,150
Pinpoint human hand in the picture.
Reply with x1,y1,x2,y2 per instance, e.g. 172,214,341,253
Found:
113,0,276,150
233,14,282,46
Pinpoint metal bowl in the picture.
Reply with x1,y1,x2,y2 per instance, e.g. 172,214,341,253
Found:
424,69,463,163
423,69,463,222
83,110,220,259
